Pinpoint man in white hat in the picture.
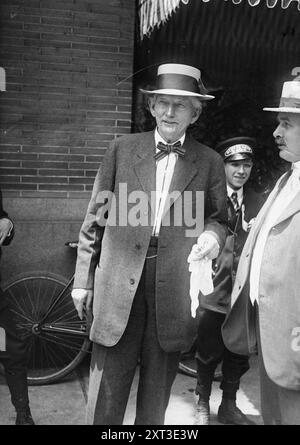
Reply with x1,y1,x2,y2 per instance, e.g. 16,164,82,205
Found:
71,63,227,424
195,137,264,425
222,72,300,424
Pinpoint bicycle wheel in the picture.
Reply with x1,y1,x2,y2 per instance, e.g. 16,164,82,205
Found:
2,272,91,386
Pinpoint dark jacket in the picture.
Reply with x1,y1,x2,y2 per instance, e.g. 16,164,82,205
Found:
0,189,14,309
200,187,265,314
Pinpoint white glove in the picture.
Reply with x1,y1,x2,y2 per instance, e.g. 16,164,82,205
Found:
71,288,93,320
187,232,217,318
188,232,220,262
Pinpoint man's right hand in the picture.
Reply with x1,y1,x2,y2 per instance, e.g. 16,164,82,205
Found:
71,288,93,320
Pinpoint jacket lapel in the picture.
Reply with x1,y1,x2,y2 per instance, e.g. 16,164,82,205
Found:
162,134,197,216
249,172,290,241
273,191,300,226
133,131,156,211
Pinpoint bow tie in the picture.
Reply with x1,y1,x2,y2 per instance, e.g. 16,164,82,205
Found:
154,141,185,162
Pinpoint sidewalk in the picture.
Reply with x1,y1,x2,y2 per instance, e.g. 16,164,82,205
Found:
0,356,262,425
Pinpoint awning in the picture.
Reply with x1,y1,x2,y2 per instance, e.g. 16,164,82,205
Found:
138,0,300,38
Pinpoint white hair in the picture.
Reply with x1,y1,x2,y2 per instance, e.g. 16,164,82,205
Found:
149,94,202,114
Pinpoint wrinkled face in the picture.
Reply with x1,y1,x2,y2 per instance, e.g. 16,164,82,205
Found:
224,158,253,190
149,95,201,143
273,113,300,163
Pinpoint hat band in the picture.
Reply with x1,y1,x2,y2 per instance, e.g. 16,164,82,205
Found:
156,73,201,94
279,97,300,109
224,144,253,158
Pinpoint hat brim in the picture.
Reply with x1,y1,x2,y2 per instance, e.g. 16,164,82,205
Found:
225,153,253,162
263,107,300,114
140,88,214,100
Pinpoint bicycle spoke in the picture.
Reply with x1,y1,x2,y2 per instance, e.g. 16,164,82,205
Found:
47,306,82,325
38,330,85,352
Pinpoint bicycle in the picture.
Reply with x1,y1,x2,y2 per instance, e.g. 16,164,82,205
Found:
2,241,203,385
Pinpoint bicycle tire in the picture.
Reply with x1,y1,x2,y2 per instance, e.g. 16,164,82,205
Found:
2,272,91,386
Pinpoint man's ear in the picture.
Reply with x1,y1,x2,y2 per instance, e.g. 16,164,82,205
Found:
190,107,201,125
148,96,156,118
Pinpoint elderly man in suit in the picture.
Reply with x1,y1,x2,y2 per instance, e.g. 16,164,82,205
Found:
0,188,34,425
195,137,264,425
222,73,300,424
72,63,227,425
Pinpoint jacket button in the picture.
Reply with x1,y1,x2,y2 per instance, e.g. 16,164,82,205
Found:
135,243,141,250
130,278,135,285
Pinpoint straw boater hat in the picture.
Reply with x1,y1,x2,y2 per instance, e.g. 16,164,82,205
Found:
140,63,214,100
263,77,300,114
216,136,255,162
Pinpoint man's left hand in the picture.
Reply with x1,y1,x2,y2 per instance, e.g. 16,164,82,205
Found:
188,232,220,262
0,218,13,246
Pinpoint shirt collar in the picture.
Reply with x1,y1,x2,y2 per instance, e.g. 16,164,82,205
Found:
292,161,300,172
227,184,243,202
155,128,186,152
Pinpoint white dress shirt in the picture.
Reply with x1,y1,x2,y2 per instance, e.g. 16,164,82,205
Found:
249,161,300,305
227,185,243,208
152,129,185,236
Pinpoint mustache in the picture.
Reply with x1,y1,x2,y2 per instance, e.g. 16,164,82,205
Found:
275,137,286,146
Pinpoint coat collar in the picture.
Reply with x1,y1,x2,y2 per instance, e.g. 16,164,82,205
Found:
133,131,156,200
161,132,198,216
250,171,296,239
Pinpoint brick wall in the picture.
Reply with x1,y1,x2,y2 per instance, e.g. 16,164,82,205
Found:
0,0,135,198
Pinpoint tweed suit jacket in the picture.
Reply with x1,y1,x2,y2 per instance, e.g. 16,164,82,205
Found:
74,130,227,352
222,171,300,389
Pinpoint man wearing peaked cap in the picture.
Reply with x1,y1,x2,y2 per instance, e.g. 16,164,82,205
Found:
194,136,265,425
71,63,227,424
222,71,300,424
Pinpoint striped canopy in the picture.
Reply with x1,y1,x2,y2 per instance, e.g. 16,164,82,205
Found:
138,0,300,38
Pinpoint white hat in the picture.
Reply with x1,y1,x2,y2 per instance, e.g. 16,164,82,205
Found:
264,79,300,114
140,63,214,100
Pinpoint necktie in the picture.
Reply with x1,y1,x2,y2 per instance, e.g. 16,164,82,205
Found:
154,141,185,162
231,192,240,212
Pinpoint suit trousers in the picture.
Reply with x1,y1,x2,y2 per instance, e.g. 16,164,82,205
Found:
0,294,29,411
255,305,300,425
86,240,181,425
195,307,249,400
